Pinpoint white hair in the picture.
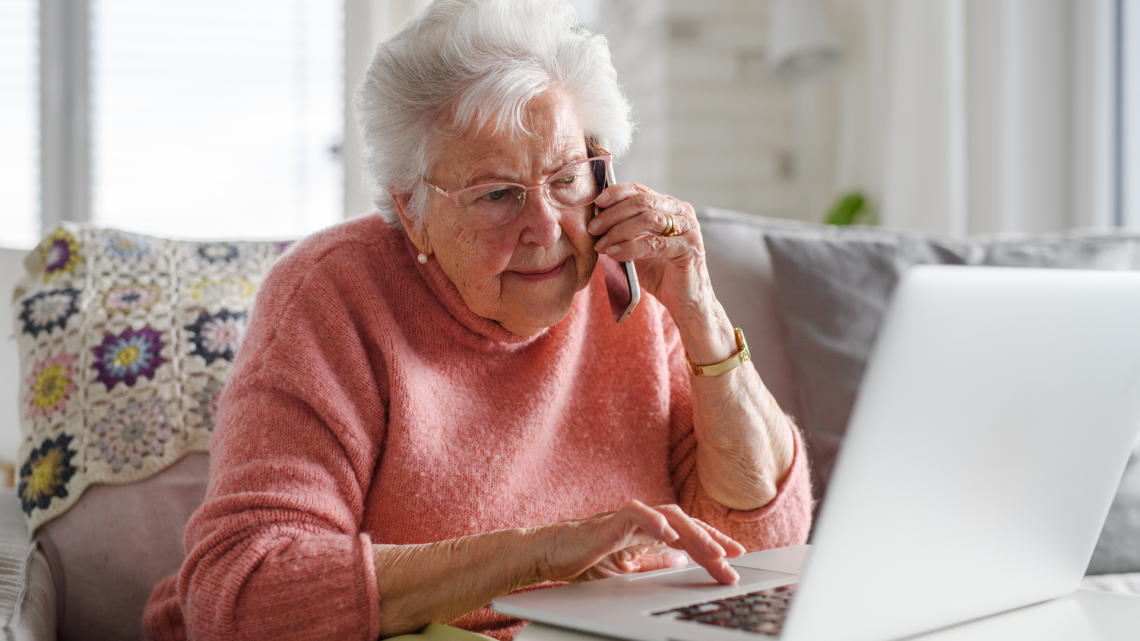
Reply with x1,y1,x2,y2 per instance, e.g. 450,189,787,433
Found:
353,0,634,227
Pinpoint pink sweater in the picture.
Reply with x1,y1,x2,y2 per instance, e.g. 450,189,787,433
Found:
144,214,812,641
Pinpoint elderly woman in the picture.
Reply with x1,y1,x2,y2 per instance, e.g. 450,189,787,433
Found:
145,1,811,639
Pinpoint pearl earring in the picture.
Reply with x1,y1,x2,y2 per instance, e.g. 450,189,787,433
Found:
417,253,428,264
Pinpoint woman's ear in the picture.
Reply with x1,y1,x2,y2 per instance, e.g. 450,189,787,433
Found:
391,192,432,257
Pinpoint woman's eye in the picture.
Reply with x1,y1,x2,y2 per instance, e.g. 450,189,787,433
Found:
482,189,508,202
554,174,578,185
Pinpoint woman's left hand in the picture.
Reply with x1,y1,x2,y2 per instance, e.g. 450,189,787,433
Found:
588,183,713,322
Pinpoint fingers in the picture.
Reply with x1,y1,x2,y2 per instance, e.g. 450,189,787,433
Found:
596,209,682,253
630,549,690,573
623,503,743,584
654,505,739,584
589,187,696,261
654,505,725,560
593,181,653,210
589,185,688,238
577,547,689,583
610,500,680,546
578,501,741,585
607,546,689,575
694,519,747,558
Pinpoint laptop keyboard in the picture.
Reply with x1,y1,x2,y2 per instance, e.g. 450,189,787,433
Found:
651,583,798,636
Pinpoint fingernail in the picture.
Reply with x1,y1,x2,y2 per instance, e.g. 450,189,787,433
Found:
606,245,620,255
588,220,601,234
594,239,607,251
596,192,613,207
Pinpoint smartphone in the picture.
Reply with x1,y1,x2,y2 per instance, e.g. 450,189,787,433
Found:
594,161,640,323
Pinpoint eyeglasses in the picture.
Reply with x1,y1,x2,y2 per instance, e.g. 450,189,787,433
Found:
422,156,612,230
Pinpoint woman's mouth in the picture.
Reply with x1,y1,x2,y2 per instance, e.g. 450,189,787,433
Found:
513,259,567,282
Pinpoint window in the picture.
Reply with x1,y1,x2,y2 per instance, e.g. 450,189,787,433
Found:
1122,0,1140,228
0,0,38,249
0,0,343,249
91,0,344,240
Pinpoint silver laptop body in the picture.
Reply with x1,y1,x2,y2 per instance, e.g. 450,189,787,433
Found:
494,266,1140,641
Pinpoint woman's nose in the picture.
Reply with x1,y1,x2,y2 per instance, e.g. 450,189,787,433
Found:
516,187,562,247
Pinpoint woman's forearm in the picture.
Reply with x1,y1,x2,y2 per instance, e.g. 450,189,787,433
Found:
372,528,539,637
674,299,795,512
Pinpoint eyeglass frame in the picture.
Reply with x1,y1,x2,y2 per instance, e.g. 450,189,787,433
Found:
421,155,613,212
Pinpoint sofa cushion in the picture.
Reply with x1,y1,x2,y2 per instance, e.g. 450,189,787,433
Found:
764,224,1140,573
36,453,208,641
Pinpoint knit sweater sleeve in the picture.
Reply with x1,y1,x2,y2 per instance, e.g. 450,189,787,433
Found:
145,244,386,641
662,310,814,552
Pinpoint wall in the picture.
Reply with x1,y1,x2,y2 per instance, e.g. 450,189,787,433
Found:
664,0,803,219
597,0,814,222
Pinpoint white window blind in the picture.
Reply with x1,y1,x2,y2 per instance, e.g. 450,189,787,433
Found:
0,0,39,249
90,0,343,240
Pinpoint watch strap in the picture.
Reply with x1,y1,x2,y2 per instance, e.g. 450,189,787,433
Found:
686,327,751,377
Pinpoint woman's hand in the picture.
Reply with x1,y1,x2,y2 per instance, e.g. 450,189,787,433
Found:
370,501,744,637
534,500,745,585
589,183,712,324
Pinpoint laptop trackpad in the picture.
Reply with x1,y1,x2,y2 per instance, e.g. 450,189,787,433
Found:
629,565,793,589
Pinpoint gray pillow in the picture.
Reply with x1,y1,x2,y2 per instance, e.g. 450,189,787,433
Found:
765,225,1140,574
764,227,975,504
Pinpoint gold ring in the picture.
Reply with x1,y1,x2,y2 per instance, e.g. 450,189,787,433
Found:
663,212,680,237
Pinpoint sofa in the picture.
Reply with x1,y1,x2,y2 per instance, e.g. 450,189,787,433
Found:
1,209,1138,640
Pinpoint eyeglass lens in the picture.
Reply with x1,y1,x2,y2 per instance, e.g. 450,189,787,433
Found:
459,158,606,228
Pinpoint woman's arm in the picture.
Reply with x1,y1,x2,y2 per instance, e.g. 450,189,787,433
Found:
371,501,745,637
672,305,795,510
591,185,795,511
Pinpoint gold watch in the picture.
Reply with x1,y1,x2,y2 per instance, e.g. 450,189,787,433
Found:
685,327,751,377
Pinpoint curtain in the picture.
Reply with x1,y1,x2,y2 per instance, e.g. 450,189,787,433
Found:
814,0,1113,235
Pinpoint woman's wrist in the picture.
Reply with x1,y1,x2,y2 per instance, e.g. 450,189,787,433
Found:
371,527,545,637
671,299,738,369
524,525,551,584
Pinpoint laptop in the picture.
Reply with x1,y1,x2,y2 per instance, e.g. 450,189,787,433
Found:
494,266,1140,641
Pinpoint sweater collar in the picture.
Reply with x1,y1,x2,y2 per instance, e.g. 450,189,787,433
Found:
402,231,541,346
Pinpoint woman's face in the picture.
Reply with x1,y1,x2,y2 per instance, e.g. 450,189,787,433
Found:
403,88,599,337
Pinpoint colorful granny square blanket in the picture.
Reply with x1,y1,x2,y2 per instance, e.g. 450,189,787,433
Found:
12,224,293,532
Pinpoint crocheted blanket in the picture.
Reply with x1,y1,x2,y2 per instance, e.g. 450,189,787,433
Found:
12,224,290,533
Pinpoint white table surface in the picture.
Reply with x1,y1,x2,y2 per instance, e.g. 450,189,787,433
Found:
515,589,1140,641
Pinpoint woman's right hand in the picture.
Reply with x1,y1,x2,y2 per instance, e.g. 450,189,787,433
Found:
533,500,745,584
